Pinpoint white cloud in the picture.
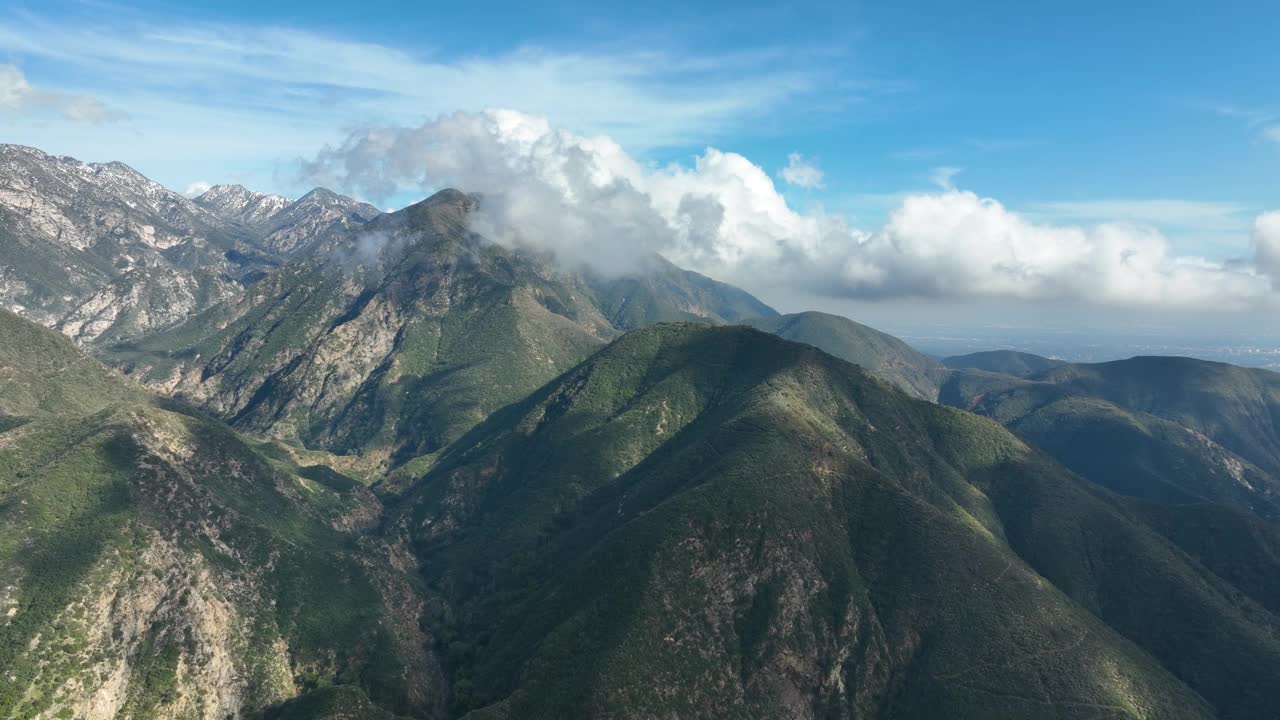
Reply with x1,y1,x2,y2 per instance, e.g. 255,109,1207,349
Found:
184,181,212,198
0,63,122,123
1255,211,1280,284
929,166,962,191
1213,104,1280,147
780,152,825,189
302,109,1278,311
0,64,29,109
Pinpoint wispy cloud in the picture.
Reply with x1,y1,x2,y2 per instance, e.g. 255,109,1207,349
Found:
929,166,962,191
779,152,825,189
0,9,835,184
1028,199,1252,234
0,63,123,123
964,137,1042,152
1214,103,1280,147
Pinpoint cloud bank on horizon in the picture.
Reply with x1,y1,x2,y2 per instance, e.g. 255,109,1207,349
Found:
302,109,1279,311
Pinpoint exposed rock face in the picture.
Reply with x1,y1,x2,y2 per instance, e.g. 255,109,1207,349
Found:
194,184,291,227
255,188,381,256
0,144,257,342
0,145,378,346
195,185,381,256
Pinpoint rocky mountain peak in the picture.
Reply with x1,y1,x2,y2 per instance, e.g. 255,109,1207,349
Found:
194,183,291,227
244,186,381,255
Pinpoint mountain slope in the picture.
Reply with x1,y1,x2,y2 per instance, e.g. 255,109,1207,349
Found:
195,184,381,257
744,311,946,399
0,311,443,720
941,357,1280,517
0,308,143,419
398,323,1280,719
589,255,777,329
250,188,381,257
943,349,1066,377
109,190,777,475
1039,356,1280,479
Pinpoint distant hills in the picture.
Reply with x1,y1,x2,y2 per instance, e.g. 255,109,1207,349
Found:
942,349,1067,377
940,355,1280,518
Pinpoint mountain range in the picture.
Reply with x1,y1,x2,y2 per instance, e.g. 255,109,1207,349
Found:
103,188,776,477
0,145,378,346
3,145,1280,720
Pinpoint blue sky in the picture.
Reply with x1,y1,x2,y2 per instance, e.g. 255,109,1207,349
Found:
2,0,1279,331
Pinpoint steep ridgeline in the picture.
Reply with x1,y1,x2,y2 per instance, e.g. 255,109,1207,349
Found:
0,309,444,719
0,145,377,345
397,323,1280,720
194,185,381,257
745,311,948,400
941,356,1280,518
943,349,1066,378
107,189,777,476
192,184,291,227
590,254,778,330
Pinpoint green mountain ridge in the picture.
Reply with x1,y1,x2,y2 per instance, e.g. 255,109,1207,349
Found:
9,301,1280,719
106,189,777,476
744,311,947,400
943,349,1067,377
395,323,1280,719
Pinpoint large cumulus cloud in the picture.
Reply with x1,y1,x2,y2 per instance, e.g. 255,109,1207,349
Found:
302,109,1278,310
